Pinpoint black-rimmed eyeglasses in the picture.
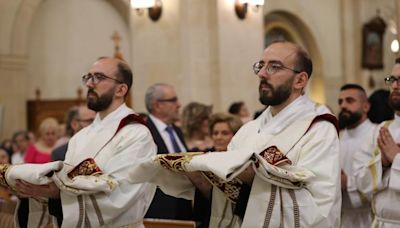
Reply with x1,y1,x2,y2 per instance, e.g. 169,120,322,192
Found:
253,61,301,75
82,73,123,85
77,118,94,124
384,75,400,85
157,97,178,103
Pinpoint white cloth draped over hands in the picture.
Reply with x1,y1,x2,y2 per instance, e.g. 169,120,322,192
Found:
129,95,341,228
4,104,157,228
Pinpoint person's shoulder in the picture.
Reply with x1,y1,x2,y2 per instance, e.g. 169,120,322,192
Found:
117,121,153,139
52,143,68,153
307,116,338,136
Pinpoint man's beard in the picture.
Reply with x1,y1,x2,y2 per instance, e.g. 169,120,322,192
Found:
389,91,400,111
258,77,293,106
338,109,362,129
87,87,115,112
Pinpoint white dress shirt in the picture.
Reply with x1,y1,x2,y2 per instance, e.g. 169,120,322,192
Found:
149,114,186,153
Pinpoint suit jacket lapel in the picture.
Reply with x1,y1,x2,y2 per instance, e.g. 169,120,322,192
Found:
147,118,169,154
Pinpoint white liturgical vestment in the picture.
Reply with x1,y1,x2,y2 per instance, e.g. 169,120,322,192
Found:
339,119,376,227
0,104,156,228
59,104,156,228
129,95,341,228
354,114,400,227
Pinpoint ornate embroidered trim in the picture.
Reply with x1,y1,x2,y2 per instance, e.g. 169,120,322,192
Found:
90,194,105,226
217,199,230,228
259,146,292,166
202,171,242,202
77,195,84,228
279,188,284,228
0,164,10,188
84,213,92,228
288,189,300,228
155,152,204,172
37,204,47,228
263,185,277,228
68,158,103,179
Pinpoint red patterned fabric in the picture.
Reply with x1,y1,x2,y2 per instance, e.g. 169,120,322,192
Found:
259,146,292,166
67,158,103,179
307,114,339,136
114,114,147,137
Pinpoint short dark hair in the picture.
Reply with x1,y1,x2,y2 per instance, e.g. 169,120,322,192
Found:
228,102,244,115
268,41,313,78
116,61,133,98
65,106,80,137
395,57,400,64
340,83,366,93
295,48,313,78
12,131,29,142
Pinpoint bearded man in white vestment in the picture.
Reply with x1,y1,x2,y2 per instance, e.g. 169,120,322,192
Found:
354,57,400,227
129,41,342,228
14,57,157,228
337,84,375,227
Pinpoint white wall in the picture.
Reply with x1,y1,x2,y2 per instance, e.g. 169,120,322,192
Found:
132,0,264,114
0,0,399,138
26,0,130,99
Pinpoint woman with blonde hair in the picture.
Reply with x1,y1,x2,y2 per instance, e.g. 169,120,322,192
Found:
208,112,242,151
24,117,59,164
181,102,213,151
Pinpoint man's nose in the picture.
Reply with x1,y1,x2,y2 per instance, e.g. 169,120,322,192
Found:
85,79,95,88
257,67,269,79
392,80,400,90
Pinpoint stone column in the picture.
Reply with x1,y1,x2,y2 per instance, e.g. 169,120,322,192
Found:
0,55,28,139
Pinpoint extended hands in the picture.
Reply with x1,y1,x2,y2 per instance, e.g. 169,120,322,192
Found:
237,165,255,186
378,127,400,167
15,180,60,199
185,171,212,199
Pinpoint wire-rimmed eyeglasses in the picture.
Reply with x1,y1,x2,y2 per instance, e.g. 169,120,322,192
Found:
82,73,123,85
253,61,301,75
384,75,400,86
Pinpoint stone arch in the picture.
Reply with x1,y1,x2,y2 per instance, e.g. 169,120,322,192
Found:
264,10,326,104
10,0,130,56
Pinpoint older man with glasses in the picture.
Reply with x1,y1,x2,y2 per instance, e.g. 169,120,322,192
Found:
143,83,194,221
354,57,400,227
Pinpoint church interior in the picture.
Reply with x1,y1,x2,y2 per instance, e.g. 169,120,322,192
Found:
0,0,399,139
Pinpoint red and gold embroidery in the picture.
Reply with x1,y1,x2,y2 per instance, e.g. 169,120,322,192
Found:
67,158,102,179
156,152,204,172
259,146,292,166
0,164,10,188
202,171,242,202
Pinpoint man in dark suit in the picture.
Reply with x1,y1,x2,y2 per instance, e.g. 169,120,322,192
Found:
144,83,193,220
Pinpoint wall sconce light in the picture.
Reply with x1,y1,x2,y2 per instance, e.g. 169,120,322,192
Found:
131,0,162,22
235,0,264,20
391,39,399,53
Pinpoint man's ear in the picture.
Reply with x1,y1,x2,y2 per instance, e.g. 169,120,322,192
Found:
115,84,128,98
293,72,308,90
70,119,80,132
363,101,371,113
